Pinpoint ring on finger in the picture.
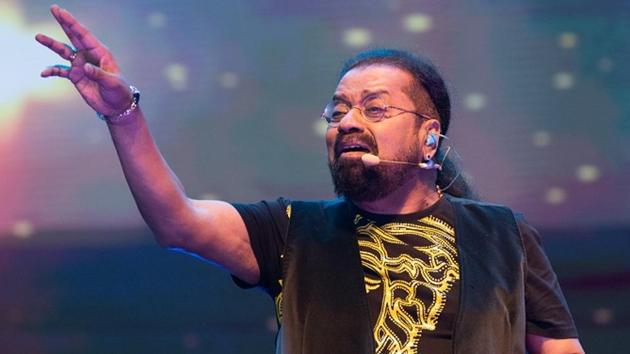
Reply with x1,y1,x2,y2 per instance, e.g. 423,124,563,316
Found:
69,50,77,61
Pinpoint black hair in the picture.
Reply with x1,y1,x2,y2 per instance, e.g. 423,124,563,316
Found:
338,48,477,199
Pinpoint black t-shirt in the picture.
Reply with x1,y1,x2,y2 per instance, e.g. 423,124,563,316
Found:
232,197,578,353
354,197,460,353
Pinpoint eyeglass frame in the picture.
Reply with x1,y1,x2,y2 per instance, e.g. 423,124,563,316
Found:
321,101,432,128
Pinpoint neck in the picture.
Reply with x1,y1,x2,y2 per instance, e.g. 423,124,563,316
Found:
351,171,440,214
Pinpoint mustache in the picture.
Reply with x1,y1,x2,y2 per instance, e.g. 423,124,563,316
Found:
334,133,378,157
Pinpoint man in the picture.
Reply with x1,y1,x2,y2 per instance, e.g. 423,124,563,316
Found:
36,5,584,354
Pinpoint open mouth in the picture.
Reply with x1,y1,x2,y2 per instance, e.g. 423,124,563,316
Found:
336,142,372,157
341,145,370,153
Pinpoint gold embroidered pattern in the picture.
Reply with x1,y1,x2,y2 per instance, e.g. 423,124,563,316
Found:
275,279,284,322
356,214,459,354
275,203,291,323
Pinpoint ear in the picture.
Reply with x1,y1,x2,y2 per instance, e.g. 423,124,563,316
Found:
419,119,441,160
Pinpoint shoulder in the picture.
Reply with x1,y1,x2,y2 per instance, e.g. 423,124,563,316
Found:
445,195,521,225
232,197,292,216
290,198,347,213
445,194,513,211
447,197,546,256
446,195,538,249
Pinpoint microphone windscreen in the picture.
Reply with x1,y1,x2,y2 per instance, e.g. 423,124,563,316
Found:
361,153,380,167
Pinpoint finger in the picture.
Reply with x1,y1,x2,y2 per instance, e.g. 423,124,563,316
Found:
41,64,71,78
35,33,75,61
50,5,83,50
50,5,103,51
83,63,119,88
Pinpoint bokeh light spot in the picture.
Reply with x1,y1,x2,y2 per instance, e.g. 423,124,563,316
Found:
532,130,551,147
558,32,578,49
552,72,574,90
313,118,328,138
598,57,614,73
200,193,219,200
343,28,371,48
464,93,486,111
12,220,34,239
403,13,433,33
182,333,201,350
164,63,188,91
592,307,613,325
218,72,239,89
576,164,601,183
147,12,167,29
545,187,567,205
0,1,73,138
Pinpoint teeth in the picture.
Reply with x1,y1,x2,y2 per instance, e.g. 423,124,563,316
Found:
342,145,367,152
338,142,369,154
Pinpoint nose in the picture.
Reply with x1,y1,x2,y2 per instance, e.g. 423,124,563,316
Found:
337,107,365,133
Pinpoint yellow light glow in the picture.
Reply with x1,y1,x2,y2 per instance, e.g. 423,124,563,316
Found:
552,72,575,90
0,1,74,140
464,93,486,111
545,187,567,205
12,220,34,239
199,193,219,200
312,118,328,138
558,32,578,49
147,11,167,29
403,13,433,33
164,63,189,91
576,164,601,183
218,71,239,89
532,130,551,147
343,28,371,48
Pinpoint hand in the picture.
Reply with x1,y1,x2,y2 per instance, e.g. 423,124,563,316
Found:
35,4,133,117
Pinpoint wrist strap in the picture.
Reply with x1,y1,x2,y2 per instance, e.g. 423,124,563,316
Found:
97,85,141,123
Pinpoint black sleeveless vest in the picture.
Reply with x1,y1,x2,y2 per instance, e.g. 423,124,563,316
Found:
277,196,526,354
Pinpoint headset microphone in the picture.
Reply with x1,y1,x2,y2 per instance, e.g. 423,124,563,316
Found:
361,153,442,170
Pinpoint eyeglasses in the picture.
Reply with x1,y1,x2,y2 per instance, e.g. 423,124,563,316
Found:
321,101,431,127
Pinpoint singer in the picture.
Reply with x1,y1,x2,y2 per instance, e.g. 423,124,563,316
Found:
36,5,584,354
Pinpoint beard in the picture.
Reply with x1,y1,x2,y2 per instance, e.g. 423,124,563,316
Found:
328,134,420,203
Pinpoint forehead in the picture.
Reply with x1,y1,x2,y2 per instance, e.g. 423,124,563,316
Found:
335,64,415,101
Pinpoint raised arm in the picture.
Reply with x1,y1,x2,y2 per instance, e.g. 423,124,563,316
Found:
35,4,259,284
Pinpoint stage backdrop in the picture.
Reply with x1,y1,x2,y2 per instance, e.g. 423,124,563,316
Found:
1,0,628,353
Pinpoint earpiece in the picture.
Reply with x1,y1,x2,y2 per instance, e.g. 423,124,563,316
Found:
425,133,438,147
421,133,440,169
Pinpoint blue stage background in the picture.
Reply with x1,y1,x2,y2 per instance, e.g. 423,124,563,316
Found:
1,0,629,352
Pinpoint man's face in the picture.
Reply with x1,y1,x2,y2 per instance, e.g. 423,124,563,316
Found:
326,64,429,202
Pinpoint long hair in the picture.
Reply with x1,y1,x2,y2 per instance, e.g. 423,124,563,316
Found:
338,48,477,199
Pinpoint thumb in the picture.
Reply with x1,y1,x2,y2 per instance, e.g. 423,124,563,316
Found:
83,63,104,80
84,63,118,88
